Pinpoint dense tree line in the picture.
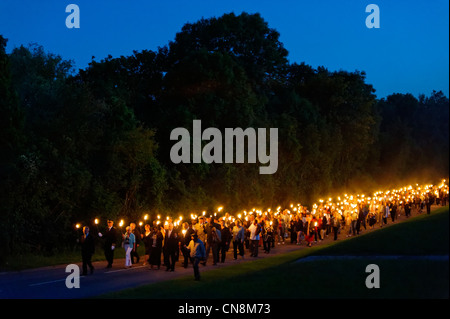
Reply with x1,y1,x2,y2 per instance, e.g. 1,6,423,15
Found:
0,12,448,259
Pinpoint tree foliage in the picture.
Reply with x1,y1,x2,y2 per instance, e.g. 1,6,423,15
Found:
0,13,448,258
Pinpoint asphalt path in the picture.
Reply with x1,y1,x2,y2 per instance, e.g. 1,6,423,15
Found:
0,204,445,299
0,242,300,299
0,238,299,299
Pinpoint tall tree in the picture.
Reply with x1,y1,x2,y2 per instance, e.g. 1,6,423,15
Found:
0,36,26,258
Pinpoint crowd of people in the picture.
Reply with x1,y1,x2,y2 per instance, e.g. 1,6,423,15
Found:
79,180,449,280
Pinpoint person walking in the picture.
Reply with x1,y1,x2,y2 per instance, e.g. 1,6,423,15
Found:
210,226,221,265
426,196,432,214
123,226,136,268
377,204,384,227
187,232,206,281
141,224,152,265
325,210,331,237
80,226,95,276
204,216,220,266
219,220,231,263
98,219,117,269
311,215,318,243
305,215,314,247
289,216,297,244
278,212,286,245
164,223,180,272
248,219,261,257
332,212,340,241
194,216,207,263
346,211,353,236
390,201,398,223
320,213,327,240
383,202,390,225
129,223,141,264
362,204,368,230
356,205,364,234
148,223,164,270
232,220,245,259
262,220,274,253
351,210,358,234
272,217,279,247
180,222,195,268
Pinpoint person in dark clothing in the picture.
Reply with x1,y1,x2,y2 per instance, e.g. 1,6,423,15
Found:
332,212,340,241
426,196,432,214
149,223,164,270
289,218,297,244
164,223,180,272
262,220,274,253
99,220,117,268
81,226,95,275
271,218,278,248
232,220,245,259
219,220,232,263
204,216,221,266
141,224,152,265
356,206,364,235
362,205,368,230
390,202,397,222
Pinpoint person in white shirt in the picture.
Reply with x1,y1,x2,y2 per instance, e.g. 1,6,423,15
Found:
248,219,261,257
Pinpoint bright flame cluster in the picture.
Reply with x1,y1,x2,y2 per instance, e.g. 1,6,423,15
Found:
75,179,448,230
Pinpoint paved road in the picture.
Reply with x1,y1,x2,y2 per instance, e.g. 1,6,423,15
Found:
0,204,445,299
0,244,302,299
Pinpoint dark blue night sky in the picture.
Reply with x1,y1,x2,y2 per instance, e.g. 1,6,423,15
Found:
1,0,448,99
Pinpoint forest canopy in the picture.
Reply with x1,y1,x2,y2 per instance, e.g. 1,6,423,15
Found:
0,12,448,257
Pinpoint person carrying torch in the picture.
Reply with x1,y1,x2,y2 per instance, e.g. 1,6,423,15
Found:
97,219,118,269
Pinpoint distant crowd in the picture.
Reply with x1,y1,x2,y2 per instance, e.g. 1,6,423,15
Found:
78,183,448,280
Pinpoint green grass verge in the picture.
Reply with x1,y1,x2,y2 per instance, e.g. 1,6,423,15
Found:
99,207,449,299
